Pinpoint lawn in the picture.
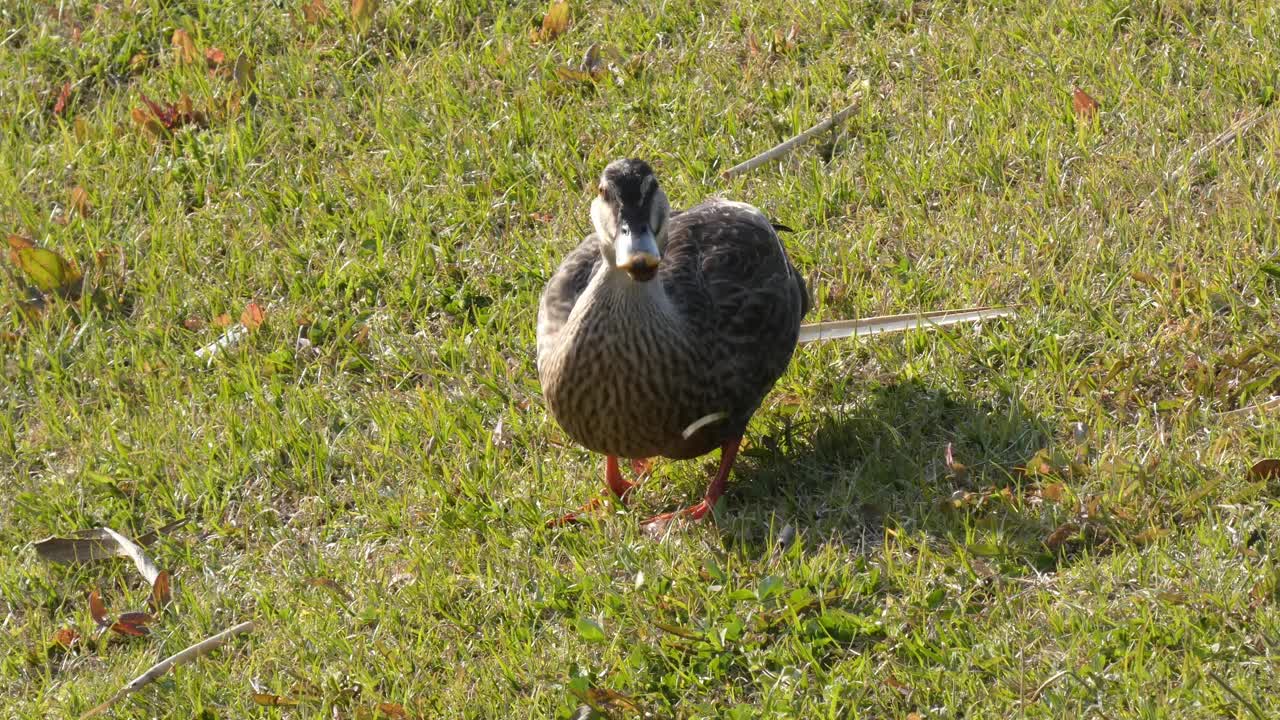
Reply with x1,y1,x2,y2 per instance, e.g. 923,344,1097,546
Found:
2,0,1279,717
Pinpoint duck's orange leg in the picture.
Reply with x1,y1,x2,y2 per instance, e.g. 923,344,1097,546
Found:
547,455,644,527
641,438,740,528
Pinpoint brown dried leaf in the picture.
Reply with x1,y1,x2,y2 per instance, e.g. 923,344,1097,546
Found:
350,0,378,24
1039,483,1065,502
89,590,110,627
1045,522,1079,551
213,313,232,327
253,693,301,706
302,0,329,23
70,186,92,218
110,620,149,637
531,0,568,43
172,29,197,65
1072,87,1099,119
306,576,354,604
52,627,81,647
746,32,761,57
240,301,265,330
118,611,157,626
375,703,409,718
1131,270,1158,286
53,82,72,116
1248,459,1280,481
150,570,172,610
183,316,205,332
584,688,641,713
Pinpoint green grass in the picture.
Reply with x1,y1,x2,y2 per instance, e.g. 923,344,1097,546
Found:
2,0,1279,717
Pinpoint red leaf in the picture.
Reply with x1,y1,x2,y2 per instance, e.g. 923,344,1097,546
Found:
205,47,226,67
53,82,72,116
150,569,172,610
51,627,81,647
110,621,149,637
88,589,110,627
118,611,156,626
1072,88,1099,119
240,301,265,330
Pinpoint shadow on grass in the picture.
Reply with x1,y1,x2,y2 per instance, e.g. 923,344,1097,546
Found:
715,380,1063,568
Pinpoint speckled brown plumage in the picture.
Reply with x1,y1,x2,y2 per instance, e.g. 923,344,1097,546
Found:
537,187,809,463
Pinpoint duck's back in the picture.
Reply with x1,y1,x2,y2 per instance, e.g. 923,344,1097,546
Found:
537,199,809,459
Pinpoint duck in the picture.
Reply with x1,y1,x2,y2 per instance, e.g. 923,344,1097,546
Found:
537,158,810,527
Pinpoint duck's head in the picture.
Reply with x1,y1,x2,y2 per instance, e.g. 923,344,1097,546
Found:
591,158,671,283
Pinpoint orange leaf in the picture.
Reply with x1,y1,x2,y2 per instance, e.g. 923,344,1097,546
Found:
213,313,232,327
172,29,197,65
53,82,72,116
1039,483,1065,502
88,589,109,627
110,620,149,637
1072,87,1099,119
376,703,409,718
70,186,92,218
302,0,329,23
531,0,568,43
1248,458,1280,481
6,234,34,265
205,47,226,67
240,301,265,330
51,627,81,648
150,569,172,610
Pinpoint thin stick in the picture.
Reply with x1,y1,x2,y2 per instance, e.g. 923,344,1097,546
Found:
722,93,863,180
80,621,255,719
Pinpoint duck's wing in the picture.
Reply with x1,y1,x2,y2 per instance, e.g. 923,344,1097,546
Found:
537,235,602,371
664,200,809,402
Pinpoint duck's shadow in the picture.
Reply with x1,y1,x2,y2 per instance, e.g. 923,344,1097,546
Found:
706,380,1058,563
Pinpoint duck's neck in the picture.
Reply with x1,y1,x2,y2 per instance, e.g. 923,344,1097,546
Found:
571,264,677,331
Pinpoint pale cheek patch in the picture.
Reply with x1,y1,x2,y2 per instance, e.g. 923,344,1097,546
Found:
591,196,618,239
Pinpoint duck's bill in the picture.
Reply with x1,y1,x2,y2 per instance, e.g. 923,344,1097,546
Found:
615,227,660,280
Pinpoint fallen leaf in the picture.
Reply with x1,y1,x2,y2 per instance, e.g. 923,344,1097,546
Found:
574,617,606,643
1131,270,1158,286
6,234,34,264
89,590,110,628
746,32,762,57
375,703,408,718
584,688,641,714
1132,527,1168,545
183,317,205,331
232,55,255,88
118,611,156,626
306,576,354,604
301,0,329,23
253,693,301,706
53,82,72,116
32,522,184,564
52,627,81,648
240,301,265,330
110,621,149,637
150,570,172,611
205,47,226,67
350,0,378,23
1072,87,1099,119
1045,522,1079,551
70,186,92,218
172,29,197,65
9,244,82,297
213,313,232,327
531,0,568,43
1039,483,1066,502
1248,459,1280,481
